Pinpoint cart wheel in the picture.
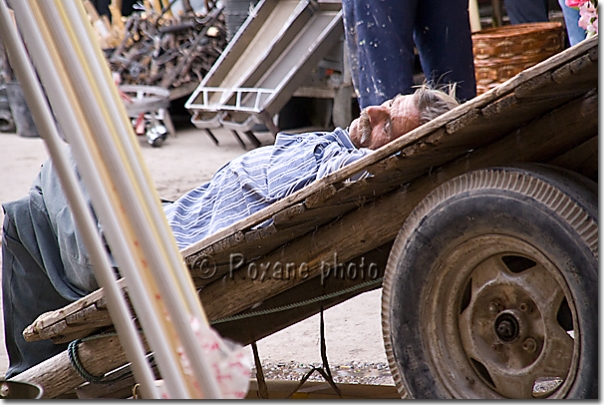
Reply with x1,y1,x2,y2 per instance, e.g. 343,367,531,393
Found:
382,164,598,399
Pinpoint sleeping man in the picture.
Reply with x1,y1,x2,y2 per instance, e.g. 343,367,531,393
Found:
1,84,459,377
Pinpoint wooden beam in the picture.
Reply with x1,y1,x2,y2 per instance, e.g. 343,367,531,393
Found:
212,242,392,346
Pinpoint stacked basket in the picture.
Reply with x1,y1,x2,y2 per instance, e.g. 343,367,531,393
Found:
472,22,565,95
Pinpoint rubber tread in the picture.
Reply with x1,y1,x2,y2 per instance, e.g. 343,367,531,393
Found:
381,166,598,399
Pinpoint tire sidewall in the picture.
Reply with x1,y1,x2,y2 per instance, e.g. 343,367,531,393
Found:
386,169,598,399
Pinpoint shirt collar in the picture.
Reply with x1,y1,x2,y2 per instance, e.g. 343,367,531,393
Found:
333,127,357,150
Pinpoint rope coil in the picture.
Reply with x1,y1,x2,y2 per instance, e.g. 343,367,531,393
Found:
67,332,123,385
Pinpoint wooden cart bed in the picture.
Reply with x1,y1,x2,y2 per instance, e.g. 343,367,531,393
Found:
15,36,598,398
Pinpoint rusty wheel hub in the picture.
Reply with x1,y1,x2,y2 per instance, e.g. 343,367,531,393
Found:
423,235,578,399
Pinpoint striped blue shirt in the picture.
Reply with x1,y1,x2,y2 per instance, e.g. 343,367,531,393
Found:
164,128,370,250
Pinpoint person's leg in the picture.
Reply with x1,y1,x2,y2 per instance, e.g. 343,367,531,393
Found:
414,0,477,102
558,0,586,45
2,198,71,378
504,0,549,24
342,0,417,108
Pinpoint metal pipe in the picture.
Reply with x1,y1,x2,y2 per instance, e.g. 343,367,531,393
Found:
0,0,159,399
51,1,221,397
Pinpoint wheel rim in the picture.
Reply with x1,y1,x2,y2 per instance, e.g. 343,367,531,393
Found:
423,234,579,399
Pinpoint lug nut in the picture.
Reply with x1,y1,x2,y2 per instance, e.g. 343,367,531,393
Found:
519,302,530,312
522,338,537,353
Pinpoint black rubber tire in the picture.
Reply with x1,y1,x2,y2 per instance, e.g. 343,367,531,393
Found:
381,164,598,399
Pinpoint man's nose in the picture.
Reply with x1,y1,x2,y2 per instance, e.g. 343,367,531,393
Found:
365,105,389,125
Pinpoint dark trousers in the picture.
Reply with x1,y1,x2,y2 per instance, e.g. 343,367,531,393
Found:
342,0,477,108
2,198,72,378
504,0,549,24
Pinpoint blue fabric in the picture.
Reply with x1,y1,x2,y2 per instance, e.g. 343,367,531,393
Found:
165,128,369,249
1,128,369,376
504,0,549,24
558,0,587,46
342,0,477,108
2,148,107,378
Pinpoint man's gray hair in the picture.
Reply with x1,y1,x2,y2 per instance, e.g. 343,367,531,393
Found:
413,83,460,125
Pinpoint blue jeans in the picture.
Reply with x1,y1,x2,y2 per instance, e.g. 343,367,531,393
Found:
558,0,586,46
342,0,477,108
504,0,549,24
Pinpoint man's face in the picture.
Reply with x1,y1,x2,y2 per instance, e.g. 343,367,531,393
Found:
349,94,421,150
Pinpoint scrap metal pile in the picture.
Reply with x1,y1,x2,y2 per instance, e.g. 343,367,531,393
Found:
102,5,228,92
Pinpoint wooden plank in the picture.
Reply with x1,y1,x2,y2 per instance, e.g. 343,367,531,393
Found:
208,230,246,256
481,93,519,118
517,53,597,100
481,92,570,126
299,174,404,211
548,136,598,180
65,304,110,326
272,203,306,225
189,220,327,283
37,306,113,343
23,278,127,342
514,72,554,98
467,89,597,168
549,50,598,85
212,242,391,346
274,201,359,230
304,184,338,209
445,108,481,134
196,186,415,320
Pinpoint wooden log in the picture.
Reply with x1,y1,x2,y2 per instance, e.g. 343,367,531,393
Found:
9,334,149,399
75,360,160,399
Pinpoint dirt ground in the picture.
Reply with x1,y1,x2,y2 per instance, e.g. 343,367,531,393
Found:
0,122,392,386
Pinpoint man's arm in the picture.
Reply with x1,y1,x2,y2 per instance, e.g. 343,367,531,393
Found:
316,142,372,181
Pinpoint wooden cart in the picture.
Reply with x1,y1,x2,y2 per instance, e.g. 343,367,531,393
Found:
16,35,598,399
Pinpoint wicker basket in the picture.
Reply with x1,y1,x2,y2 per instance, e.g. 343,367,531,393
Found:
472,22,565,95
